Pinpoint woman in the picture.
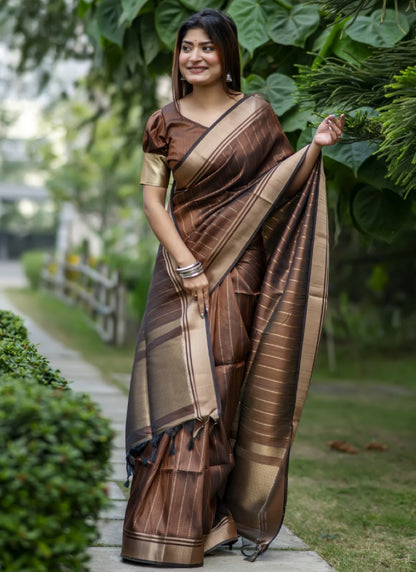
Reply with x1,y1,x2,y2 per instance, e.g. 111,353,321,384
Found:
122,8,344,568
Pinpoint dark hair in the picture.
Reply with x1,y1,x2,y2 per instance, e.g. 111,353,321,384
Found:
172,9,241,102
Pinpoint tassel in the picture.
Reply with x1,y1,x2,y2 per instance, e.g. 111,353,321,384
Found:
184,420,196,450
150,434,161,463
167,427,178,456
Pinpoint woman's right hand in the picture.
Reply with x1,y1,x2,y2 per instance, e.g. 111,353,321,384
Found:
181,272,210,318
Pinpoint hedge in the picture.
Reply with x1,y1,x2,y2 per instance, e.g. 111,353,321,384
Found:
0,310,114,571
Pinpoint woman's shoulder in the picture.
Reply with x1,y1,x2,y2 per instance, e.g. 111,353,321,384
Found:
143,107,170,154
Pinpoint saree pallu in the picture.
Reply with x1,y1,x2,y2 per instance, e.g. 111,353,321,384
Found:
123,95,328,566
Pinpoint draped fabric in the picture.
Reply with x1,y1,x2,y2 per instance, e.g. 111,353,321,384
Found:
122,94,328,566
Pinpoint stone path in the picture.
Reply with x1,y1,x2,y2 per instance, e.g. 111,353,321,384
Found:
0,261,337,571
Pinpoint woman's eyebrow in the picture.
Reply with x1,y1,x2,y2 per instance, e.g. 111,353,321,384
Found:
182,40,214,46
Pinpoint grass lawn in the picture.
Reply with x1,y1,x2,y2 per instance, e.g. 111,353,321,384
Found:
6,287,416,571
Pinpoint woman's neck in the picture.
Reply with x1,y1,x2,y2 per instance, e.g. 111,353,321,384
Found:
188,84,238,109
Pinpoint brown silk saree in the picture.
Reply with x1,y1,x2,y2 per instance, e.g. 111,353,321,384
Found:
123,94,328,566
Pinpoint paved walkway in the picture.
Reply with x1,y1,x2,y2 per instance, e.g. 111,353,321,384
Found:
0,261,337,571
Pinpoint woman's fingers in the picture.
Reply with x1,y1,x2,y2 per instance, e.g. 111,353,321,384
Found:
183,274,209,318
328,114,345,139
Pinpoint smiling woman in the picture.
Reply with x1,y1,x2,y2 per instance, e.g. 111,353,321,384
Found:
121,8,344,569
179,30,223,89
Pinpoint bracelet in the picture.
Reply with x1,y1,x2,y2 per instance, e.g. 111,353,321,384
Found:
176,260,204,279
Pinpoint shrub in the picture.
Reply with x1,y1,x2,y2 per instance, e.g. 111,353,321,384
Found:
0,310,28,340
0,337,69,390
21,249,46,290
0,377,113,572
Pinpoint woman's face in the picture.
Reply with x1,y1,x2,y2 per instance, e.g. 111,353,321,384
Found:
178,27,223,89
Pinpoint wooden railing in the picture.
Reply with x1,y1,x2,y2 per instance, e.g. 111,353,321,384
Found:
41,255,126,345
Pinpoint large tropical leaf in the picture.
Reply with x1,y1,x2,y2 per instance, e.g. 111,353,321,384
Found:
332,34,374,63
351,187,410,242
267,4,321,48
140,13,161,65
345,9,409,48
121,0,148,23
179,0,224,11
323,140,378,175
244,72,297,116
96,0,125,46
155,0,192,49
280,106,312,133
228,0,272,55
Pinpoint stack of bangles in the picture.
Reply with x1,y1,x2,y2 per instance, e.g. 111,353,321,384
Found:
176,260,204,279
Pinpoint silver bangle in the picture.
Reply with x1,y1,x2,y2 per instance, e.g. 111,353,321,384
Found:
176,261,200,272
180,268,205,279
176,260,204,279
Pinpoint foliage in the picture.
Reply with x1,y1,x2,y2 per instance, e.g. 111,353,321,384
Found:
0,310,69,389
0,377,113,572
0,310,28,340
0,336,69,390
377,65,416,194
5,0,415,236
3,0,416,323
0,311,114,570
21,249,46,290
319,0,416,22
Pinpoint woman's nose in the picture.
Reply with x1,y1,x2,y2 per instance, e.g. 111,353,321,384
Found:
189,47,202,61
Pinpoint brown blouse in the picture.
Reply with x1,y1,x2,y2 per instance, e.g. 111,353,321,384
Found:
140,96,293,191
140,102,207,187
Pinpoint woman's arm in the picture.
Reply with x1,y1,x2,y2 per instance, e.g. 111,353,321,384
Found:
288,114,345,192
143,185,210,316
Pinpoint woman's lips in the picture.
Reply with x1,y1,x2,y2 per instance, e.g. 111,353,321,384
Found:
187,67,207,73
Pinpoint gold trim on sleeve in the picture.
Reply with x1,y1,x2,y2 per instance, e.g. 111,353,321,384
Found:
140,152,170,188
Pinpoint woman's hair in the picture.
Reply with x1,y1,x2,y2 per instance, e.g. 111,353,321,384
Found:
172,9,241,102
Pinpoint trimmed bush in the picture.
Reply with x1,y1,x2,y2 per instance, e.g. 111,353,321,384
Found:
0,337,69,390
0,310,114,571
0,309,28,340
21,249,46,290
0,377,113,571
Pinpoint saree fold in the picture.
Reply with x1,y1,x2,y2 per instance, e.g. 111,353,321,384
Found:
124,94,328,563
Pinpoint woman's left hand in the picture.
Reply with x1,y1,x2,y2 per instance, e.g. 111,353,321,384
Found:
313,114,345,147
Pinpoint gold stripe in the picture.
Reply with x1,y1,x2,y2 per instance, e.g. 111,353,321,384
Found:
140,152,170,188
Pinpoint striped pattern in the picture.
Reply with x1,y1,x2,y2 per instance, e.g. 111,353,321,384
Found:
123,95,328,565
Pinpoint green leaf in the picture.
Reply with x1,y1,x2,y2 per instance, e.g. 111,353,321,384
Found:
179,0,224,11
267,4,320,48
332,35,374,63
280,106,311,133
323,140,377,176
228,0,272,55
121,0,147,23
351,187,409,242
244,72,297,116
77,0,92,19
97,0,125,47
345,9,409,48
123,23,143,72
155,0,192,49
140,13,161,65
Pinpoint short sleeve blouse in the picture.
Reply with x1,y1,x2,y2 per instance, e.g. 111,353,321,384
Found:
140,104,207,188
140,110,170,188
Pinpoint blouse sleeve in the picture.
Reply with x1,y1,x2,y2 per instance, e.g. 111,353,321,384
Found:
140,110,171,188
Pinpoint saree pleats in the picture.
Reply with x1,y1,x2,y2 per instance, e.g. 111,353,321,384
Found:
123,240,264,566
123,94,328,565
